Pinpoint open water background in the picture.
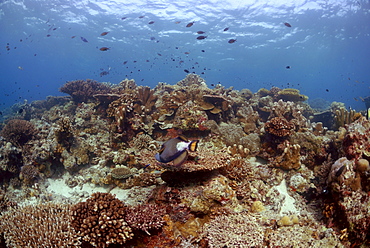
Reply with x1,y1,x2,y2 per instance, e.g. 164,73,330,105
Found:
1,0,369,110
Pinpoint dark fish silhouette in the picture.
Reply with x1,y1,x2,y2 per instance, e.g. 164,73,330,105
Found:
223,27,229,31
139,15,145,18
186,22,195,27
196,36,207,40
100,32,109,36
286,66,290,69
121,17,127,20
184,69,190,73
80,37,88,42
100,71,109,77
99,47,110,51
228,39,237,43
197,31,205,34
284,22,292,27
148,21,155,24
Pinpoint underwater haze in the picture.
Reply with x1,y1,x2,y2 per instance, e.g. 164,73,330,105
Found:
1,0,370,110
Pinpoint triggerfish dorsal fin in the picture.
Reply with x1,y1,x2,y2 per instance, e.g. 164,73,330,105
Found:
188,140,199,152
173,150,188,166
177,135,189,142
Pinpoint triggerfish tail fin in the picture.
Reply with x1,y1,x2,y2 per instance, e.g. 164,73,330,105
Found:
188,140,199,152
173,150,188,166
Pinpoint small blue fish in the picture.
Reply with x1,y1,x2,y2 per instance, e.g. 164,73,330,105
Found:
155,136,199,166
80,37,88,42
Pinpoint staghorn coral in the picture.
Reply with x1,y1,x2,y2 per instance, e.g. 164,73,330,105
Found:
204,213,265,247
0,202,80,247
0,119,37,148
59,79,112,103
70,192,133,247
264,117,295,137
125,203,166,235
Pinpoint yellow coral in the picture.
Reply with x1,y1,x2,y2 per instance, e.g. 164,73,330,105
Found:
277,88,308,102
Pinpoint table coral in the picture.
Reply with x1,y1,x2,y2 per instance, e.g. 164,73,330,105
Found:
59,79,112,103
276,88,308,102
70,192,133,247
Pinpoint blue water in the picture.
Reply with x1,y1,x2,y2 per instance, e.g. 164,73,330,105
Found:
1,0,369,111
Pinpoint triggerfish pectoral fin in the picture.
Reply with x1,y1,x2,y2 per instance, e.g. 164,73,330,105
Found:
172,150,188,166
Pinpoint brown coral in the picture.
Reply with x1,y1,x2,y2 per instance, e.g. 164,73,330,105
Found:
70,192,133,247
19,164,39,185
125,204,166,235
265,117,295,137
59,79,112,103
0,202,80,247
0,119,37,147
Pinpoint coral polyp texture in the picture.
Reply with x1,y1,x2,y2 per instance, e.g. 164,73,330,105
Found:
0,74,369,247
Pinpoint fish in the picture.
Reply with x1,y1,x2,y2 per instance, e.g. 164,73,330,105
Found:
148,21,155,24
71,36,76,38
18,66,24,70
155,136,199,166
196,35,207,40
367,108,370,120
186,22,195,27
284,22,292,27
286,66,290,69
80,37,88,42
223,27,229,31
175,21,181,24
100,32,109,36
197,31,205,34
228,39,237,43
184,69,190,73
99,47,110,51
100,71,109,77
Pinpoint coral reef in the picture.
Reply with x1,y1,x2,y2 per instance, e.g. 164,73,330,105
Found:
60,79,112,103
0,202,80,247
125,203,166,235
1,74,369,247
0,119,37,147
70,192,133,246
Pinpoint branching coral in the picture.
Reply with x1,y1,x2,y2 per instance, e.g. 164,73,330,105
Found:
125,204,166,235
264,117,295,137
70,192,133,247
0,119,37,147
59,79,112,103
204,213,265,247
0,202,80,247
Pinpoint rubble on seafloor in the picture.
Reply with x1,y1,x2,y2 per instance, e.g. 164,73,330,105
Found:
0,74,369,247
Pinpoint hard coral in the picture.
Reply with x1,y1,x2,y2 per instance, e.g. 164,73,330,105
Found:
204,213,265,247
0,202,80,247
19,164,39,185
60,79,112,103
265,117,295,137
277,88,308,102
0,119,37,147
70,192,133,247
125,204,166,235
